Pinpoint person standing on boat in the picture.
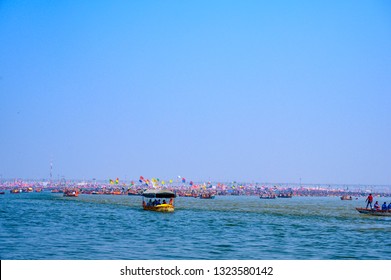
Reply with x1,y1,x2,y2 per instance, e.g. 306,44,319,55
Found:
365,193,373,209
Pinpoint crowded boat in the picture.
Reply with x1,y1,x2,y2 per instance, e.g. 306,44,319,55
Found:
142,189,176,212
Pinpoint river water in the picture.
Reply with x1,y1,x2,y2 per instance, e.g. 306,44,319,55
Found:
1,193,390,259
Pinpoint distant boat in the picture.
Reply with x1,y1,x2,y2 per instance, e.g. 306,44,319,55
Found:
51,189,63,193
199,193,215,199
142,189,176,212
0,191,5,195
179,193,196,198
127,190,141,196
63,190,79,197
260,194,276,199
340,195,352,200
356,208,391,216
278,193,293,198
10,189,21,194
91,191,102,195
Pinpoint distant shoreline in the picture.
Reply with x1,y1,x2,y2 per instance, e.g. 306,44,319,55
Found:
1,179,390,197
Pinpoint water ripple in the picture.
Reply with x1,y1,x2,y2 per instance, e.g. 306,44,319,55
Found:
1,194,391,259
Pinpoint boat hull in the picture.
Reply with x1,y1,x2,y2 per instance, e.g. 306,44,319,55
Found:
64,191,79,197
356,208,391,216
143,204,174,212
64,194,78,197
199,195,215,199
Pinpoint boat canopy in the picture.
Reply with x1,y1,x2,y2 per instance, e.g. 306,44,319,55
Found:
142,189,176,198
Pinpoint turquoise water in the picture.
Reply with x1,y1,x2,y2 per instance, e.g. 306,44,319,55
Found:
1,193,390,259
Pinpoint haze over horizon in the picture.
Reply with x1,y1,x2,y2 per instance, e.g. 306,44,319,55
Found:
1,1,390,185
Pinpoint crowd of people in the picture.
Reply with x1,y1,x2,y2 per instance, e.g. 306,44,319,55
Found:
144,198,173,207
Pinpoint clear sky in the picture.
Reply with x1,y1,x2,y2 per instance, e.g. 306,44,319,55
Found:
0,0,390,185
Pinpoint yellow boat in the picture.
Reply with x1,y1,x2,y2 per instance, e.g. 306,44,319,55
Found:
142,189,176,212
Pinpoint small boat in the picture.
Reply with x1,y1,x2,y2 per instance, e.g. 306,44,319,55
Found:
355,208,391,216
0,191,5,195
178,193,196,197
63,190,79,197
340,195,352,200
199,193,215,199
260,194,276,199
142,189,176,212
127,190,140,196
278,193,293,198
10,189,21,194
51,189,63,193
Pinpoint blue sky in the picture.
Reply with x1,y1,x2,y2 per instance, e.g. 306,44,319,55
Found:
0,0,390,184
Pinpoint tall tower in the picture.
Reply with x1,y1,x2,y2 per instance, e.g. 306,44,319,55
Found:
50,159,53,185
